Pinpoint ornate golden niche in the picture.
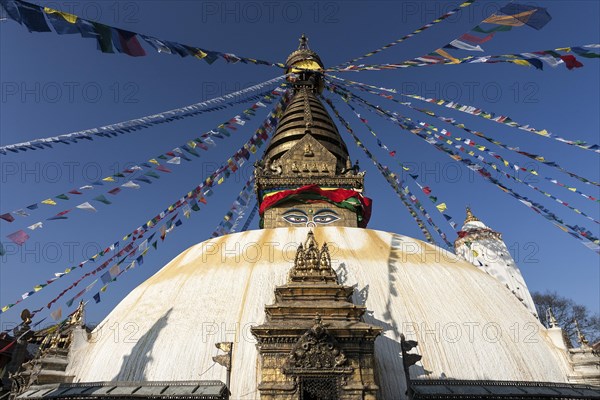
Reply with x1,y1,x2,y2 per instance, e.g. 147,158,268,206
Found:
251,232,381,400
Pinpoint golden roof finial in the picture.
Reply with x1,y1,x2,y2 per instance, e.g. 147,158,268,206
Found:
299,33,308,50
465,207,479,224
574,319,590,348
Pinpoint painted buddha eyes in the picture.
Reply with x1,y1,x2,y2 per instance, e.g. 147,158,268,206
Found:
313,214,339,224
282,209,340,226
283,214,309,224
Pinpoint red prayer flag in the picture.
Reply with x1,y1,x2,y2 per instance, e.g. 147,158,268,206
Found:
560,55,583,70
458,32,495,44
0,213,15,223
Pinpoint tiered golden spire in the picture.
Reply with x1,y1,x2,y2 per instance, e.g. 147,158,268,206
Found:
465,207,480,224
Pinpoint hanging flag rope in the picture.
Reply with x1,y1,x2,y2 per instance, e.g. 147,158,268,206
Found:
326,76,600,187
326,78,600,202
1,87,286,229
240,202,259,232
0,92,291,317
327,44,598,72
211,175,255,238
332,0,478,68
341,90,600,253
0,75,288,155
336,86,600,227
322,96,451,248
61,100,289,315
342,98,462,233
430,3,552,61
1,0,284,68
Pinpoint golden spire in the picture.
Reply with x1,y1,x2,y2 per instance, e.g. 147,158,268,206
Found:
465,207,480,224
574,319,590,348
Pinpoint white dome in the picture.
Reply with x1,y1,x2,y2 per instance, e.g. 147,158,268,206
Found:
66,227,572,398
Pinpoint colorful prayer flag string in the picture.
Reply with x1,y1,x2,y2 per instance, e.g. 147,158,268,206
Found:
1,0,284,69
326,76,600,187
342,98,462,233
1,87,286,230
327,45,598,72
430,3,552,60
332,0,478,68
322,96,453,248
240,202,259,232
0,92,292,317
0,75,288,155
338,89,599,253
211,175,255,238
335,86,600,227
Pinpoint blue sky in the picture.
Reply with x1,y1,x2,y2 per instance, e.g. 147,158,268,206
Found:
0,0,598,329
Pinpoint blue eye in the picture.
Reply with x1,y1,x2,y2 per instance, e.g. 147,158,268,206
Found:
313,214,340,224
283,214,309,224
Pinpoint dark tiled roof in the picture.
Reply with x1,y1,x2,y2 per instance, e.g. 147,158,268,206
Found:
17,381,228,400
411,379,600,399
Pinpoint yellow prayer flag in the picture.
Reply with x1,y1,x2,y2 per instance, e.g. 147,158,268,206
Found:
531,170,538,175
42,199,57,206
537,129,550,136
511,59,532,67
34,285,43,292
100,285,108,292
435,49,460,64
482,10,535,26
472,249,479,257
436,203,447,212
149,159,159,165
2,305,10,312
102,176,115,182
194,49,208,60
568,187,577,192
217,176,225,185
503,160,509,167
44,7,77,23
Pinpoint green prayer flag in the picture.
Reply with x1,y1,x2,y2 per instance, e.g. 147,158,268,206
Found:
56,194,69,200
145,171,160,179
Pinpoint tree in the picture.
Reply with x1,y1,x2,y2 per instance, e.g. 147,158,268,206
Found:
532,291,600,347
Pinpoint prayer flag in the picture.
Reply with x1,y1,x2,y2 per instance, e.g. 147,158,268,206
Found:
76,202,97,212
122,181,140,189
7,230,30,245
0,213,15,223
15,1,51,32
93,195,112,205
27,222,43,230
498,4,552,30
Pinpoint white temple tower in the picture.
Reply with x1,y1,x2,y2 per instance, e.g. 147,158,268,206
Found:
454,207,538,316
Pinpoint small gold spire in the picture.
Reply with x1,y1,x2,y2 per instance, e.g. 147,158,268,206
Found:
574,319,590,348
299,33,308,50
465,207,479,224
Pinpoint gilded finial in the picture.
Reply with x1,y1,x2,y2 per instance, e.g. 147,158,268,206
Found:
299,33,308,50
574,319,590,348
465,207,479,223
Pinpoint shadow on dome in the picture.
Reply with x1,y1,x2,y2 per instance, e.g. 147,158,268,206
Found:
113,308,173,381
